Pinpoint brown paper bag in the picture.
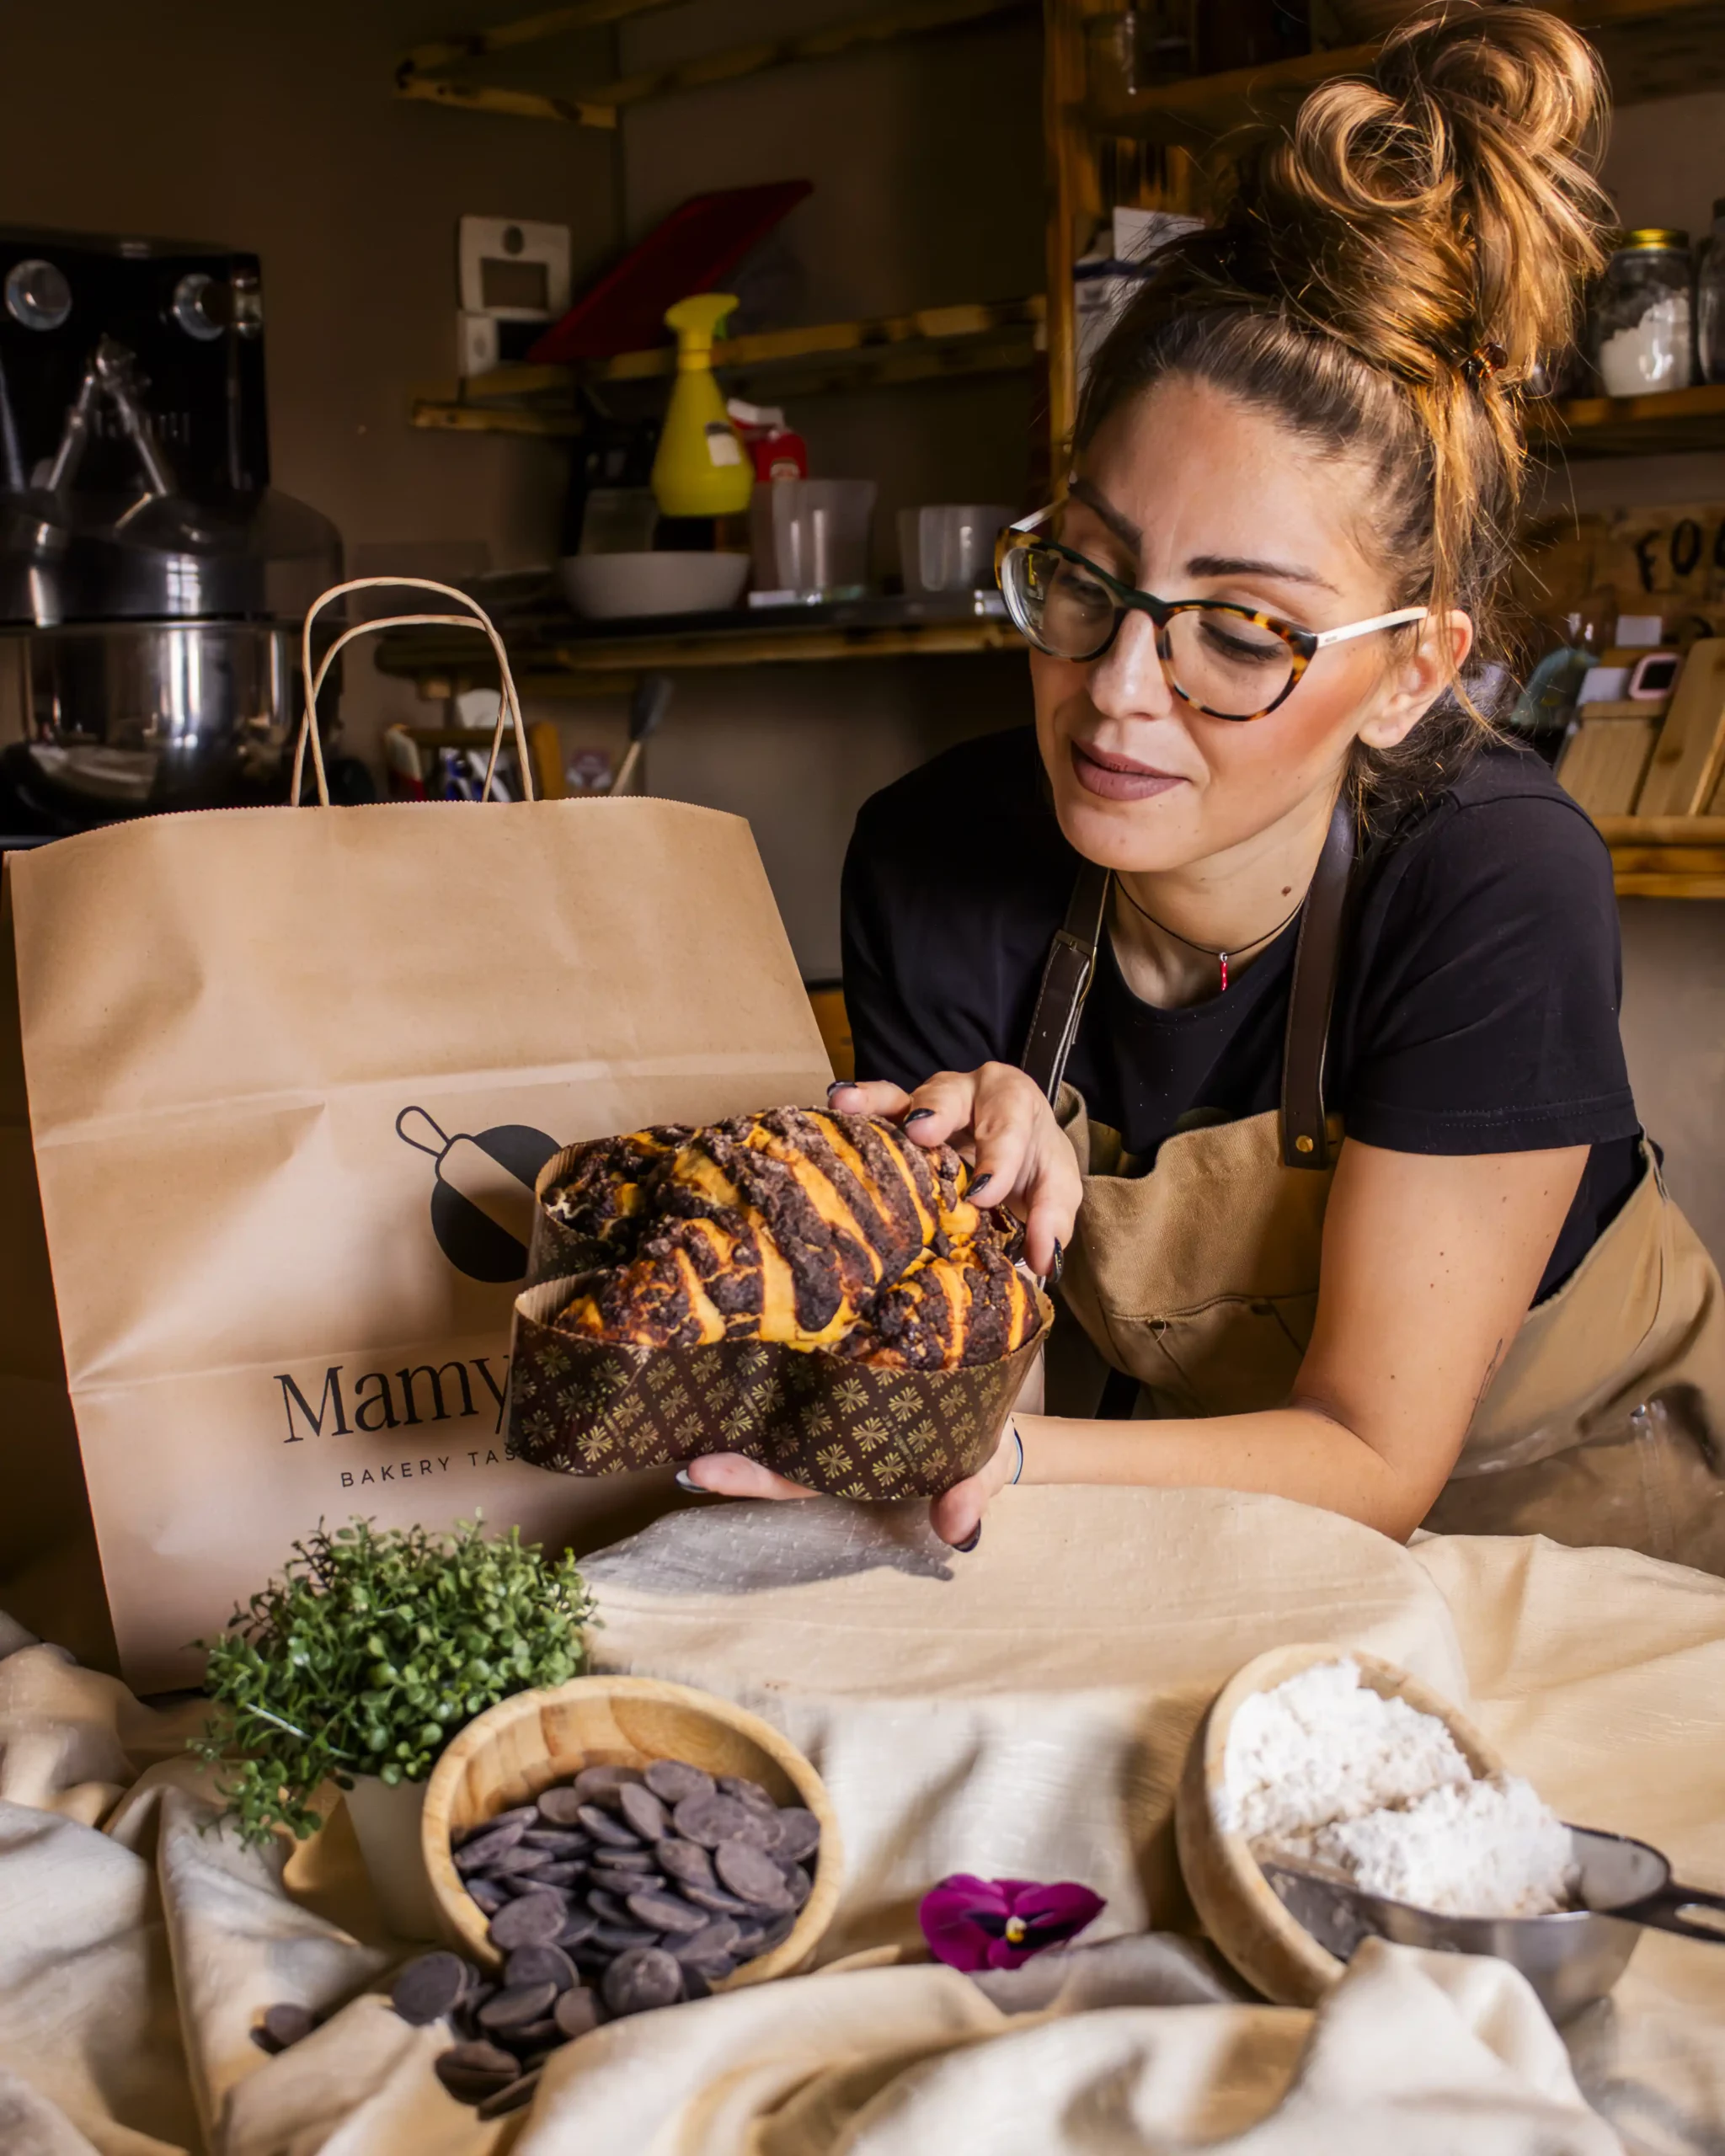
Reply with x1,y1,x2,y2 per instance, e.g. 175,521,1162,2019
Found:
0,582,832,1691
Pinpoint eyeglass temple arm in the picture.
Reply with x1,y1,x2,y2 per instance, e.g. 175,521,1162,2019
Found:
995,501,1059,583
1310,606,1428,649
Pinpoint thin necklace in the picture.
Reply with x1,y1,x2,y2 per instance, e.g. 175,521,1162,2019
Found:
1114,880,1305,993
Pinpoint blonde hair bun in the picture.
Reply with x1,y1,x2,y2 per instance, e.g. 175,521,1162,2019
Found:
1256,4,1611,390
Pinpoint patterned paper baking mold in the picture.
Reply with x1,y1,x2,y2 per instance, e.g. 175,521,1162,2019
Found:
507,1279,1045,1497
506,1139,1049,1498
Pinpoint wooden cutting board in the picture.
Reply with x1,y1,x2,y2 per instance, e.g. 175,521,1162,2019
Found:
1555,716,1659,819
1637,638,1725,817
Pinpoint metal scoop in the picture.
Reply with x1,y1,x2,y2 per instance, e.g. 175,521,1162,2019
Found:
1263,1827,1725,2023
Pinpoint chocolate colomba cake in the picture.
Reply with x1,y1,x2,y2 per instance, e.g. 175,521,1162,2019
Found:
543,1107,1041,1371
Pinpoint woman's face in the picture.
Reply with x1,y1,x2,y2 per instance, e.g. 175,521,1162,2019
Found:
1032,375,1467,873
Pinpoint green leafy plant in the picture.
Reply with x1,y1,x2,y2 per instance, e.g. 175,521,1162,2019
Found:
190,1517,596,1844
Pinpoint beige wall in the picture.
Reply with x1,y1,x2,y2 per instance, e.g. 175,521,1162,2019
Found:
0,0,620,757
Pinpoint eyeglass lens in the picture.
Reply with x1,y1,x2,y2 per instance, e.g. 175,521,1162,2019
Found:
1003,543,1295,719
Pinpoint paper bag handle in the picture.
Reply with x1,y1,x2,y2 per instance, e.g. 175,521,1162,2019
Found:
294,577,534,807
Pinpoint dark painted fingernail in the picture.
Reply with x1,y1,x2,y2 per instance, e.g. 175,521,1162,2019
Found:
826,1080,852,1097
953,1524,982,1554
968,1172,994,1199
1049,1238,1065,1286
674,1469,705,1493
903,1107,935,1123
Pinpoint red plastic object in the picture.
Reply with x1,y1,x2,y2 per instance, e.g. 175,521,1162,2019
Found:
527,181,813,364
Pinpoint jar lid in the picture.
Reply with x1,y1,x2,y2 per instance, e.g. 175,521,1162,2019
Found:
1615,227,1690,253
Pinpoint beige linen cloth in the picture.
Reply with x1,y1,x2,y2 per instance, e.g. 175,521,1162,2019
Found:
3,1489,1723,2154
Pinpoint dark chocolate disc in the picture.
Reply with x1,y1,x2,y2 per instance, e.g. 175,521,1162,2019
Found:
476,1981,559,2032
627,1890,708,1935
654,1838,717,1890
717,1775,779,1818
435,2041,519,2104
714,1841,793,1910
503,1945,577,1994
491,1843,555,1875
602,1946,684,2017
521,1828,587,1854
476,2070,541,2120
774,1808,822,1863
553,1986,600,2041
682,1881,751,1916
536,1785,587,1827
670,1917,738,1963
592,1921,662,1953
644,1759,715,1806
574,1764,644,1803
618,1783,670,1844
487,1891,569,1951
576,1804,643,1849
390,1951,469,2026
453,1823,526,1874
259,2001,316,2049
672,1793,754,1848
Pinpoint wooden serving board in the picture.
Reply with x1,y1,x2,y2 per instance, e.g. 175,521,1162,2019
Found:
1639,638,1725,817
1555,716,1659,819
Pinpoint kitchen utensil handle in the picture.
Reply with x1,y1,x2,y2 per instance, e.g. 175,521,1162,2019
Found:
1627,1880,1725,1944
292,579,531,808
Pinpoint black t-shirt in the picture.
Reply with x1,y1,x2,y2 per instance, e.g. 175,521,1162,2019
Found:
841,728,1642,1302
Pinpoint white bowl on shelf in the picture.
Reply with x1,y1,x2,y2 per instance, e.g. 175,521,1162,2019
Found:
558,552,750,621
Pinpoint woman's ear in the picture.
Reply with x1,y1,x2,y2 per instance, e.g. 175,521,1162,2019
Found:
1357,610,1474,750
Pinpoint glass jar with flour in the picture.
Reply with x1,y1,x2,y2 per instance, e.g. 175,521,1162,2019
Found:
1594,230,1694,398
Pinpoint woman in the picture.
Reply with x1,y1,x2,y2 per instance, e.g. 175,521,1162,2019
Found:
690,3,1725,1568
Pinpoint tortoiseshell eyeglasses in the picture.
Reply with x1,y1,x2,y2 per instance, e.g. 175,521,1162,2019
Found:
995,505,1427,723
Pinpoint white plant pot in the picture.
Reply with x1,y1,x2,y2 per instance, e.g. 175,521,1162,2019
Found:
344,1773,441,1940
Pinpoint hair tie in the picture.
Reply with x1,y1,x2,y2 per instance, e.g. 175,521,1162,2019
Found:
1461,340,1508,386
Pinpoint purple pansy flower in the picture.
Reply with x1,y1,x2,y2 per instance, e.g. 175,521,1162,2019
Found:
918,1874,1105,1972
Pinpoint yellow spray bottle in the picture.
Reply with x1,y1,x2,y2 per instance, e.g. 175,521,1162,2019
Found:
649,293,755,520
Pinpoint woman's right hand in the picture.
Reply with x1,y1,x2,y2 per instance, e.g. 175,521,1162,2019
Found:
827,1066,1081,1278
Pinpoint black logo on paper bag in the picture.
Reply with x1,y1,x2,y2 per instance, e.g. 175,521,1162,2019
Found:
396,1106,558,1282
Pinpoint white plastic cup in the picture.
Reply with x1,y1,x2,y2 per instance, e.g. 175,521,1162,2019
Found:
898,504,1015,595
754,479,877,595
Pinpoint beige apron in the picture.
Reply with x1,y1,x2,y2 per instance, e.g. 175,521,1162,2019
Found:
1025,804,1725,1574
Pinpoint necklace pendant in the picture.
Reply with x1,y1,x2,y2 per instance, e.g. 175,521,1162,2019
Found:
1220,953,1230,993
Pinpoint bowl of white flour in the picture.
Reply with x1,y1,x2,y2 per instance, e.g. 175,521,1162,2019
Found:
1175,1643,1573,2005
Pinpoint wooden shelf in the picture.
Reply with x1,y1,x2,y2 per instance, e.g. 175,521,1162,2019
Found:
397,0,1033,129
409,297,1044,434
1596,814,1725,897
374,609,1022,691
1529,381,1725,460
1090,2,1725,147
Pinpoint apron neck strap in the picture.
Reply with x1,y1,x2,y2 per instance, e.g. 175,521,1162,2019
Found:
1279,795,1355,1170
1018,796,1357,1171
1020,860,1112,1102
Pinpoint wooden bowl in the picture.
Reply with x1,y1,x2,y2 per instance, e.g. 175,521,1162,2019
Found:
1174,1642,1505,2006
420,1675,842,1982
